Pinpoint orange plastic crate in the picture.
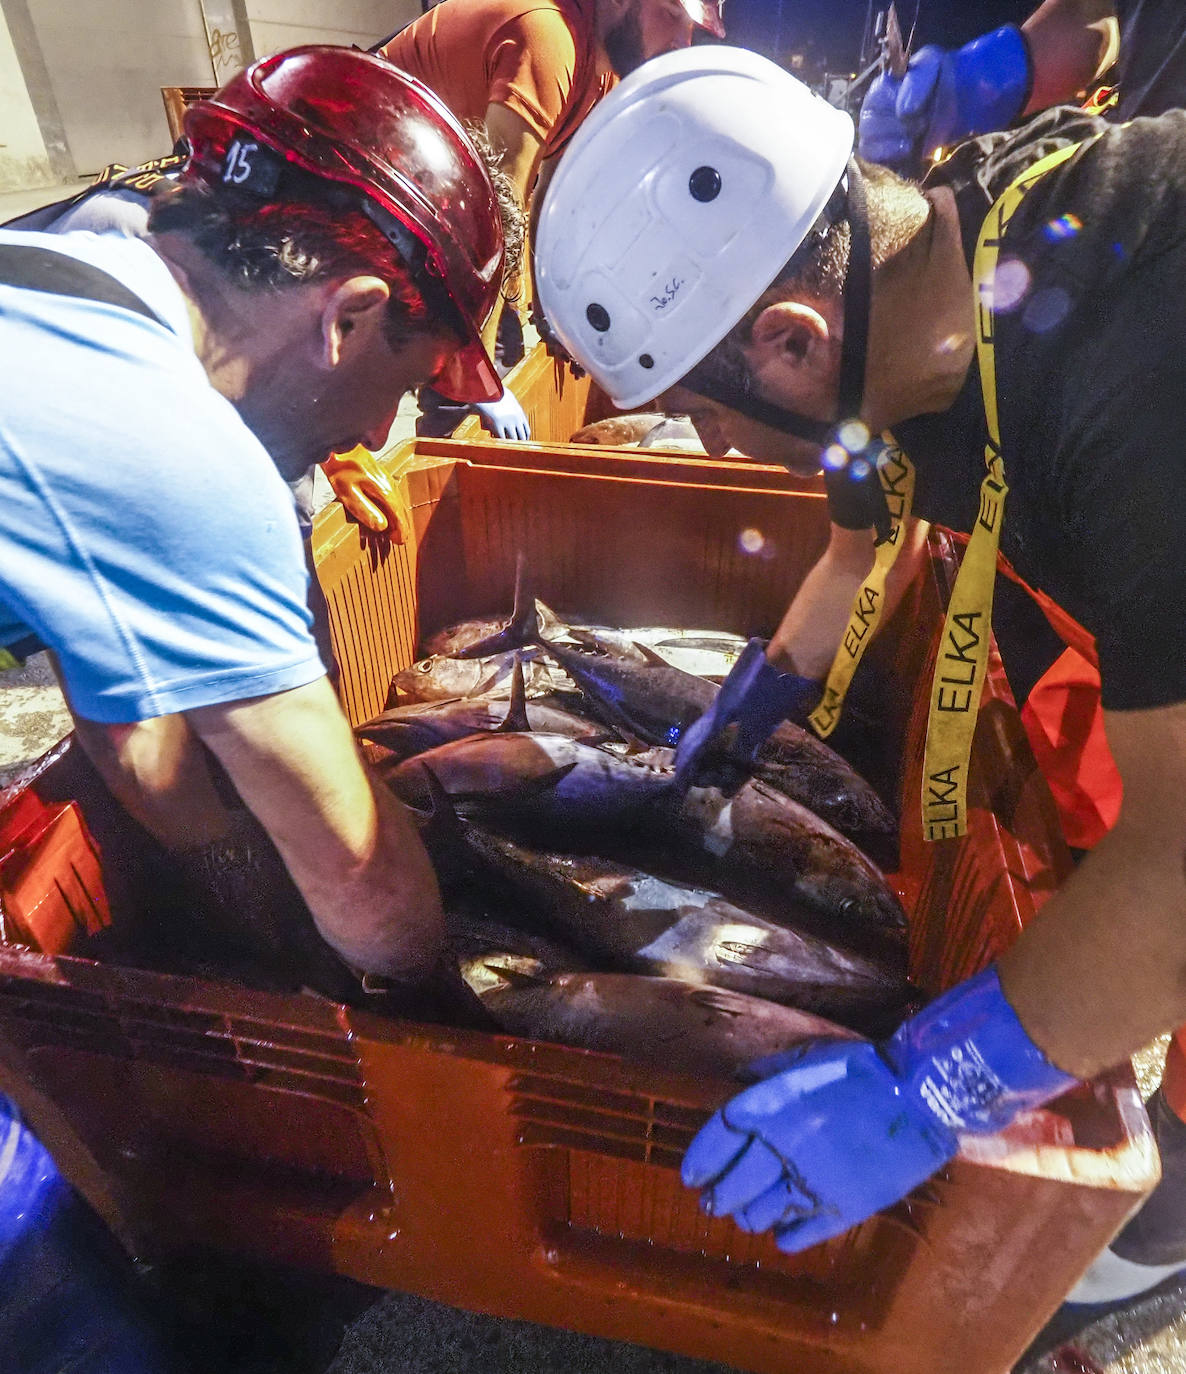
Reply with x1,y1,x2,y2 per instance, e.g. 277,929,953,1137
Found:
0,441,1157,1374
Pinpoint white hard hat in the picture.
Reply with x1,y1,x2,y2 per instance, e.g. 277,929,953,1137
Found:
535,47,855,410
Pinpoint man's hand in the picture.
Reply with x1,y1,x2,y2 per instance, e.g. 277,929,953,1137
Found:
188,678,444,981
473,386,532,440
859,25,1032,173
683,967,1076,1251
674,639,821,787
321,448,406,540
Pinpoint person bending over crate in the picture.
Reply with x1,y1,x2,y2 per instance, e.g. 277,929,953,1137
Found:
377,0,724,439
0,47,512,1012
536,46,1186,1305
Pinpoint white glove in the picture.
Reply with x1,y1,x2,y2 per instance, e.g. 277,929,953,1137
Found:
473,387,531,441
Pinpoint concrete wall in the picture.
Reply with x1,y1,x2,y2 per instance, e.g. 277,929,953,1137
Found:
27,0,215,174
245,0,419,56
0,0,423,194
0,4,53,190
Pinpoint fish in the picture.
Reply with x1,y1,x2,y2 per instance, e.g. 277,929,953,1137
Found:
388,646,575,704
638,416,708,452
562,626,745,680
452,564,896,842
671,776,907,959
447,905,590,999
569,413,672,446
360,692,605,759
359,657,611,762
390,731,667,830
388,734,906,953
422,603,566,658
534,637,896,843
461,825,912,1033
478,969,859,1080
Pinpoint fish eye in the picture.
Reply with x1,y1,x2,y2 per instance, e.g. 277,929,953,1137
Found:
417,659,435,673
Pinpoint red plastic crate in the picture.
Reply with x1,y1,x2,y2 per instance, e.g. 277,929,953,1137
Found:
0,442,1157,1374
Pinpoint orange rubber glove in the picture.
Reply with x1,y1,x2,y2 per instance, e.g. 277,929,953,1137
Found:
321,448,406,542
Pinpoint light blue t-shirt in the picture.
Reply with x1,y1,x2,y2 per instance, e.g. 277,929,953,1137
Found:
0,227,324,723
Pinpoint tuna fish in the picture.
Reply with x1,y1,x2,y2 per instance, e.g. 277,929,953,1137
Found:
388,734,906,953
423,603,566,658
450,563,895,843
447,906,590,999
526,637,895,845
360,657,611,763
478,970,859,1079
359,691,605,761
569,413,672,446
461,825,912,1033
388,647,575,704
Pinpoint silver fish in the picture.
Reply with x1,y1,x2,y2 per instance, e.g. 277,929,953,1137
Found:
568,413,672,446
389,648,575,704
388,733,906,948
479,970,859,1080
462,827,912,1032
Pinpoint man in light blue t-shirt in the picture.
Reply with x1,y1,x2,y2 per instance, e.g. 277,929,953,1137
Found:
0,46,509,1000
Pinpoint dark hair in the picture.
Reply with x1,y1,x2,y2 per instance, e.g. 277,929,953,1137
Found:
685,159,927,398
147,131,525,345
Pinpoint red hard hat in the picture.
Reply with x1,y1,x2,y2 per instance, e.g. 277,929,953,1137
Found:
683,0,726,38
183,45,504,403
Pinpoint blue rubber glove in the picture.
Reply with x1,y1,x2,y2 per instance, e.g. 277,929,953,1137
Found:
682,966,1075,1253
473,386,531,441
859,25,1032,173
673,638,821,787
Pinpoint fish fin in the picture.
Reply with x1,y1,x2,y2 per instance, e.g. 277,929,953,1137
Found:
686,986,745,1018
577,729,621,747
632,641,670,668
495,656,531,733
402,763,471,867
564,626,596,646
454,554,540,656
613,727,654,756
534,599,564,636
509,552,541,644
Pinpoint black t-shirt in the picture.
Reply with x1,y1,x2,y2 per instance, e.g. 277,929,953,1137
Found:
894,107,1186,711
1114,0,1186,118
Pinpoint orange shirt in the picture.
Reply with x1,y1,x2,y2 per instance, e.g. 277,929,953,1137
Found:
381,0,615,160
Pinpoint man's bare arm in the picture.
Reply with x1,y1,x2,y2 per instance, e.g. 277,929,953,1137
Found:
1021,0,1120,113
187,677,444,980
767,518,930,679
1000,698,1186,1077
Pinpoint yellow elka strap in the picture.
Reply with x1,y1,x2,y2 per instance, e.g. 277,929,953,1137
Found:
810,437,915,739
921,138,1093,841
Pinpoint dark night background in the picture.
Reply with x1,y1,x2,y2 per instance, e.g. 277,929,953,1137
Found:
721,0,1037,74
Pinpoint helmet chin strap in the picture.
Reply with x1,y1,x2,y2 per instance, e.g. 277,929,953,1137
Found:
682,159,891,539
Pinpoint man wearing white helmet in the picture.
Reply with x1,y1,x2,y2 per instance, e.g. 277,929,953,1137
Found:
536,45,1186,1290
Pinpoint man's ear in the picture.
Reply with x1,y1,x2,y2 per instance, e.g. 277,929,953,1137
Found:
320,275,391,368
748,301,831,368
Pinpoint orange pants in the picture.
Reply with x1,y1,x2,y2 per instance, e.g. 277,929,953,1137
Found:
1021,644,1186,1118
